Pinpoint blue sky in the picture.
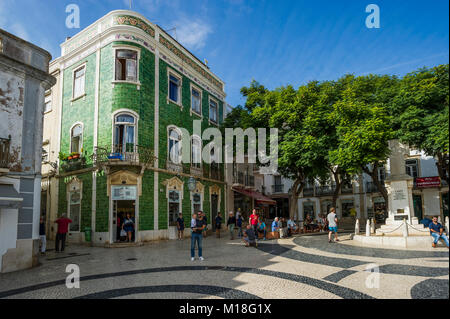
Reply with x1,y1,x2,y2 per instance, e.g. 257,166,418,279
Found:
1,0,448,106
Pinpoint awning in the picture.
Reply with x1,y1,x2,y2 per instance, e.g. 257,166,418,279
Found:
232,187,276,205
0,184,23,209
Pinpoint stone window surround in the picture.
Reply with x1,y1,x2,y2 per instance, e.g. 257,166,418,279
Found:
191,134,202,169
167,68,182,108
112,44,141,89
44,93,52,114
111,109,139,151
167,125,183,165
66,177,83,233
190,83,202,118
208,95,219,127
69,122,84,154
165,177,184,228
71,62,87,101
190,182,204,216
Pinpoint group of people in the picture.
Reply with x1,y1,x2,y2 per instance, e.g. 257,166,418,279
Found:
270,217,299,238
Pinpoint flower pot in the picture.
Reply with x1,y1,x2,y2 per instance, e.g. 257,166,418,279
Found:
73,155,80,159
68,156,73,160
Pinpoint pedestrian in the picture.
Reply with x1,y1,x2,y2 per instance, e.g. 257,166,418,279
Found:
122,213,135,242
200,211,208,238
429,216,449,248
249,209,259,234
271,217,279,232
257,219,267,241
54,214,72,253
227,212,236,239
39,216,46,255
242,225,257,247
215,212,222,238
279,217,288,238
191,213,206,261
236,214,243,238
177,213,185,240
327,207,339,243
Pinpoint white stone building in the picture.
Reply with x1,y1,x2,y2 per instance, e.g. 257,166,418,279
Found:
0,29,56,272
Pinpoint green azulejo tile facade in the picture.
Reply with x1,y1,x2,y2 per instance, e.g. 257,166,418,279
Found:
54,10,227,245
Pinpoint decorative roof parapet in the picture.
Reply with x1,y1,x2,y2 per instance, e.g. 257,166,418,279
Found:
159,35,224,92
113,15,155,38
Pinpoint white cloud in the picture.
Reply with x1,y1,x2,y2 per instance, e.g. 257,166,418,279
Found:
173,19,212,51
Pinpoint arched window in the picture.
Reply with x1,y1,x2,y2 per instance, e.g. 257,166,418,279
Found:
168,128,181,164
114,113,136,153
191,136,202,168
70,124,83,153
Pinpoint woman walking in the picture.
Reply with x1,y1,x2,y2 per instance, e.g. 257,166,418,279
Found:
227,212,236,240
122,213,135,242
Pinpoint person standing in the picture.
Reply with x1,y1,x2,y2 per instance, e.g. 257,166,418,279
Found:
227,212,236,240
54,214,72,253
191,213,206,261
327,208,339,243
249,209,259,234
215,212,222,238
122,213,135,243
236,214,243,238
39,216,46,255
429,216,449,248
177,213,185,240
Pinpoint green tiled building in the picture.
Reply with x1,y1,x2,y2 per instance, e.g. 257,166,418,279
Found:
47,10,226,245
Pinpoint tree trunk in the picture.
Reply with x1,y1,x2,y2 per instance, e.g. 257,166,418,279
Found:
289,178,304,221
331,169,342,209
436,152,449,186
363,163,389,213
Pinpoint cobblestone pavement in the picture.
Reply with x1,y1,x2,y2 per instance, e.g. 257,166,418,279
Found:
0,233,448,299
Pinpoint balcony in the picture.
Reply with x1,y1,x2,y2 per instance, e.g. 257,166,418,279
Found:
233,171,245,185
0,136,11,170
366,182,380,193
303,187,314,197
272,184,284,193
92,144,155,168
315,184,336,196
60,156,87,173
341,184,354,194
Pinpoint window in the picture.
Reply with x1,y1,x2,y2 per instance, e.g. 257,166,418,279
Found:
192,193,202,214
168,190,180,226
69,191,81,232
378,167,386,183
169,74,181,103
191,87,201,114
115,49,138,82
44,96,52,113
114,114,136,154
42,145,49,163
70,124,83,153
191,136,202,168
73,66,85,99
405,159,419,178
209,98,218,123
168,128,181,164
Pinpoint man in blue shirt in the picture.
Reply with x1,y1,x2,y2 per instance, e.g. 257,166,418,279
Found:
271,217,279,232
191,214,206,261
429,216,449,248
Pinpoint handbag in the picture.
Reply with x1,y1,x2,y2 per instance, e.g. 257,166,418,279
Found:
120,229,127,237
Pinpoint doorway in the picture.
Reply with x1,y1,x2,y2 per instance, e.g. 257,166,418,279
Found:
113,200,136,243
413,194,423,220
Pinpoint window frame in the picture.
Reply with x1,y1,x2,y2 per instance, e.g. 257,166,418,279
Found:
72,63,87,100
44,92,52,114
69,122,84,154
112,46,141,87
191,135,202,168
167,69,182,107
112,110,138,154
167,126,183,164
208,96,219,125
190,84,202,117
405,159,419,178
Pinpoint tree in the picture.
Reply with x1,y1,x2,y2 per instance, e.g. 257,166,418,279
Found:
330,74,398,210
391,64,449,185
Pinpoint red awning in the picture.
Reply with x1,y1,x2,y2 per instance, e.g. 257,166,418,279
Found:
232,187,276,205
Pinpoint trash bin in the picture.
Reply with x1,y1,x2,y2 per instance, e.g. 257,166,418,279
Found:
84,227,92,242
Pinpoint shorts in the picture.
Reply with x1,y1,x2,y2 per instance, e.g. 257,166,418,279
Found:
329,227,338,233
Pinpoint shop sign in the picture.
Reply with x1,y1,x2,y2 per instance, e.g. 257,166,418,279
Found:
415,177,441,188
112,185,136,200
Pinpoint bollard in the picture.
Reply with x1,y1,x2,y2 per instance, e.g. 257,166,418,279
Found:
366,220,371,237
355,219,360,235
402,218,408,238
370,218,375,234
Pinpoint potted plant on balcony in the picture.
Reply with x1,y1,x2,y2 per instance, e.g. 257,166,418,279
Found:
71,152,80,160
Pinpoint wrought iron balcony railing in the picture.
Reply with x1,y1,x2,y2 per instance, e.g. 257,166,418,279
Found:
92,144,155,167
315,184,336,196
303,187,314,197
0,136,11,169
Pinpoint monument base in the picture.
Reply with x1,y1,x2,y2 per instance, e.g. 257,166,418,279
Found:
353,234,443,249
